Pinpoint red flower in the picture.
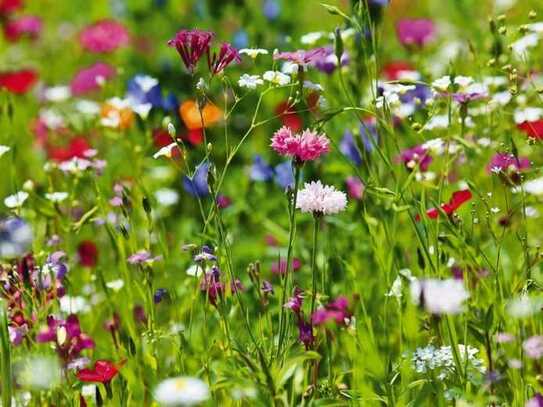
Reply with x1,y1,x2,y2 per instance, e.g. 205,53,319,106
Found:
47,137,91,162
76,360,120,383
517,120,543,139
275,101,302,132
0,70,37,94
77,241,98,267
0,0,23,15
382,61,415,80
419,190,472,220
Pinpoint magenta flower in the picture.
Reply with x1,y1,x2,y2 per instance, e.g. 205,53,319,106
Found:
37,314,95,362
168,29,214,73
3,15,42,41
398,145,432,172
79,19,130,53
70,62,116,96
311,296,351,326
127,250,162,265
271,126,330,162
274,47,328,66
345,176,364,200
284,287,304,314
271,257,301,275
396,19,435,47
208,42,240,75
487,153,530,174
297,319,314,349
200,266,224,306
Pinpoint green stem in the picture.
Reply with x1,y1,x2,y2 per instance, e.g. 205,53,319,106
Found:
310,215,320,315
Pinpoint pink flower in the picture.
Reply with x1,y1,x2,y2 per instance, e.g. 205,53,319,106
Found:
3,15,42,41
274,47,328,66
168,29,214,73
208,42,240,75
70,62,116,96
396,19,435,47
345,176,364,200
398,145,432,172
487,153,530,174
523,336,543,359
79,19,129,53
271,126,330,162
311,296,351,326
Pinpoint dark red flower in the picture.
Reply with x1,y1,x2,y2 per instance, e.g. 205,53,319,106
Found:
184,128,204,145
168,29,214,73
0,70,38,94
419,189,472,220
3,15,42,42
275,101,302,132
76,360,120,383
77,241,98,267
0,0,23,15
518,120,543,139
208,42,240,75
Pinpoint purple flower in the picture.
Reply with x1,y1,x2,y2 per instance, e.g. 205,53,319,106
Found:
216,195,232,209
263,0,280,21
311,296,351,326
127,250,162,265
183,161,210,198
396,19,435,47
452,91,486,104
272,258,301,275
45,251,69,280
527,394,543,407
168,29,214,73
200,266,224,306
297,320,314,349
274,161,294,189
0,217,32,259
70,62,116,96
261,280,274,294
314,47,349,75
250,155,274,182
346,176,364,200
127,74,163,109
398,145,432,172
487,153,530,174
284,287,304,314
194,245,217,262
523,336,543,359
208,42,241,75
340,131,362,166
153,288,167,304
274,47,328,66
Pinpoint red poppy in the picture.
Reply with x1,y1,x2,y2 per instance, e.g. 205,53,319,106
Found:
76,360,121,383
77,241,98,267
275,101,302,133
47,137,91,162
382,61,415,81
418,190,472,220
517,120,543,140
0,70,38,94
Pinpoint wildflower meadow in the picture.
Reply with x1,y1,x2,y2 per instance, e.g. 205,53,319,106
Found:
3,0,543,405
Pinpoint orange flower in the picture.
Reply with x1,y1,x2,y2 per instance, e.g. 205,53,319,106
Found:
179,100,222,130
100,102,134,130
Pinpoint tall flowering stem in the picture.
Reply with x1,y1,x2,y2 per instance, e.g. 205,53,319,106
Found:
277,162,302,358
310,214,320,315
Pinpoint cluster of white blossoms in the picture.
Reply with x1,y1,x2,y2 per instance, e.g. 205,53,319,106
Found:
410,278,469,315
154,376,209,406
411,344,485,380
296,181,347,215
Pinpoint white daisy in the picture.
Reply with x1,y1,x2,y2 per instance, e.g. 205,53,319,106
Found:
238,74,263,89
262,71,291,86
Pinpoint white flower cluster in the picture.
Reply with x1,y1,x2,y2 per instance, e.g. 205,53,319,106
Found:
410,278,469,315
296,181,347,215
411,344,485,380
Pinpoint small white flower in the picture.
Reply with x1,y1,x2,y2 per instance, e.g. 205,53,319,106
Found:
75,100,101,115
511,33,539,56
300,31,324,45
155,188,179,206
195,78,207,91
186,264,204,277
490,207,500,214
4,192,29,209
410,278,469,315
385,276,403,299
153,142,178,159
263,71,291,86
514,107,543,124
15,356,61,390
238,74,263,89
106,279,125,291
45,192,68,203
239,48,269,58
134,75,159,92
43,86,71,102
296,181,347,215
453,75,474,88
154,377,209,406
523,177,543,195
432,76,452,92
507,295,543,318
0,145,10,157
59,296,90,314
303,80,323,92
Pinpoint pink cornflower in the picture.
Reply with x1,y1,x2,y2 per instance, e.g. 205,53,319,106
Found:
396,19,435,47
168,29,214,73
274,47,328,66
208,42,240,75
70,62,116,96
79,19,130,53
3,15,42,41
271,126,330,162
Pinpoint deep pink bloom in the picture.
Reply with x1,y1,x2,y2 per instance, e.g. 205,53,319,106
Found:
200,266,224,306
79,20,129,53
70,62,116,95
487,153,530,174
284,287,304,314
398,145,432,172
216,194,232,209
271,126,330,162
311,296,351,326
274,47,328,66
3,15,42,41
396,19,435,47
37,314,95,361
77,360,121,383
345,176,364,200
208,42,240,75
271,257,301,275
168,29,214,73
418,189,472,221
0,0,22,15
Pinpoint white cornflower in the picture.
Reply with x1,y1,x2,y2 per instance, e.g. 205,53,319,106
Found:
296,181,347,215
523,177,543,195
239,48,269,59
154,377,209,406
0,145,10,157
410,278,469,315
263,71,291,86
45,192,69,203
4,192,29,209
507,295,543,318
238,74,263,89
153,143,178,159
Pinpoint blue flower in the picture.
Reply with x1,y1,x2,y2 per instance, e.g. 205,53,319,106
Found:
0,217,32,259
232,30,249,49
183,162,210,198
126,75,163,109
263,0,280,21
340,131,363,166
274,161,294,189
250,155,274,182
